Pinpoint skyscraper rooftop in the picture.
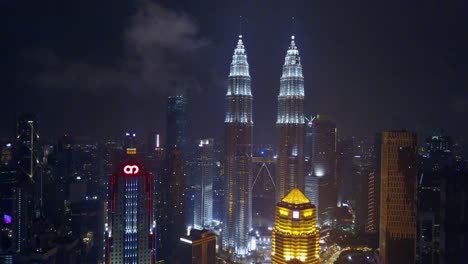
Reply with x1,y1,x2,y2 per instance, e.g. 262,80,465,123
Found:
281,188,310,205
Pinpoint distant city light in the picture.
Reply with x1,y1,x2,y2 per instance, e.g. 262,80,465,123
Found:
180,237,192,244
314,166,325,177
3,214,12,224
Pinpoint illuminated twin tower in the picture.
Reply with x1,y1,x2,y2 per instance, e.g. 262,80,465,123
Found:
223,35,306,255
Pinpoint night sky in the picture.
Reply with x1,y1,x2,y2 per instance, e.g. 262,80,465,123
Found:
2,0,468,145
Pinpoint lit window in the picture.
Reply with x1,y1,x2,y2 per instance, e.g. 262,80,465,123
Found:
293,211,299,219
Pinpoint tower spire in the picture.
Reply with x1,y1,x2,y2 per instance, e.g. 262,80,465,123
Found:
239,15,243,36
290,17,296,49
291,16,295,36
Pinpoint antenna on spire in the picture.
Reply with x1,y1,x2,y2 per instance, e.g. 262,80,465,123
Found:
291,16,296,39
239,15,243,38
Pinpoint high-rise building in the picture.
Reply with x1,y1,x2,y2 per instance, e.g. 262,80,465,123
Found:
11,113,40,252
156,148,186,262
156,97,188,262
379,131,417,264
178,229,216,264
106,150,155,264
0,140,17,258
223,35,253,256
252,148,276,228
276,36,305,201
417,132,468,263
271,188,319,264
193,139,214,229
304,115,337,221
15,113,39,182
365,134,381,235
439,156,467,263
166,95,187,150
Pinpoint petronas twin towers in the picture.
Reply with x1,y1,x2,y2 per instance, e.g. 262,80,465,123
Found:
223,35,306,255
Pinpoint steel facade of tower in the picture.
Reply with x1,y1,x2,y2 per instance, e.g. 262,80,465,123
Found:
379,131,417,264
106,158,155,264
276,36,305,201
223,35,253,256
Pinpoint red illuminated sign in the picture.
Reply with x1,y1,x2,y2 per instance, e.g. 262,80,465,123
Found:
123,164,140,175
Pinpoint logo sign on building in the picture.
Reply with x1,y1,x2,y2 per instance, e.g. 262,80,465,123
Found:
126,148,137,155
123,164,140,175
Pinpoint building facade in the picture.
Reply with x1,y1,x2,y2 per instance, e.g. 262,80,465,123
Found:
178,229,216,264
166,95,187,150
193,139,214,229
106,155,155,264
223,35,253,256
271,188,319,264
155,95,188,262
13,113,40,252
276,36,305,201
304,115,337,221
379,131,417,264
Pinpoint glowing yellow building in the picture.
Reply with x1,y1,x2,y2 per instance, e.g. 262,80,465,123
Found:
271,188,319,264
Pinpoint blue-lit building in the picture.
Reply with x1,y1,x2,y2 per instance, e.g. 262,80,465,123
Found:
106,142,155,264
193,139,215,229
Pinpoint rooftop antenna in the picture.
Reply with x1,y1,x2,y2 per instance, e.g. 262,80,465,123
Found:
291,16,295,38
239,15,243,38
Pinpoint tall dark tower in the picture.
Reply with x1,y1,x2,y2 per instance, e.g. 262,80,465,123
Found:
223,35,253,256
15,113,40,181
166,95,187,150
276,36,305,201
156,96,187,262
13,113,40,252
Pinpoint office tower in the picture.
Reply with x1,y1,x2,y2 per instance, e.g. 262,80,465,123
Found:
223,35,253,255
156,148,186,262
212,142,224,222
365,134,382,235
346,136,376,232
106,151,155,264
416,133,448,263
11,113,40,252
304,115,337,221
155,95,188,262
439,157,467,263
0,141,17,259
276,36,305,201
379,131,417,264
271,188,319,264
15,113,40,181
417,132,467,263
193,139,214,229
178,229,216,264
166,95,187,150
252,148,276,228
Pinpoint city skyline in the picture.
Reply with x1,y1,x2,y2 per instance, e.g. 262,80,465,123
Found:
1,1,467,263
2,1,468,144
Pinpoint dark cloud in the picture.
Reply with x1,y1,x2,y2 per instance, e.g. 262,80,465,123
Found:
21,0,211,96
